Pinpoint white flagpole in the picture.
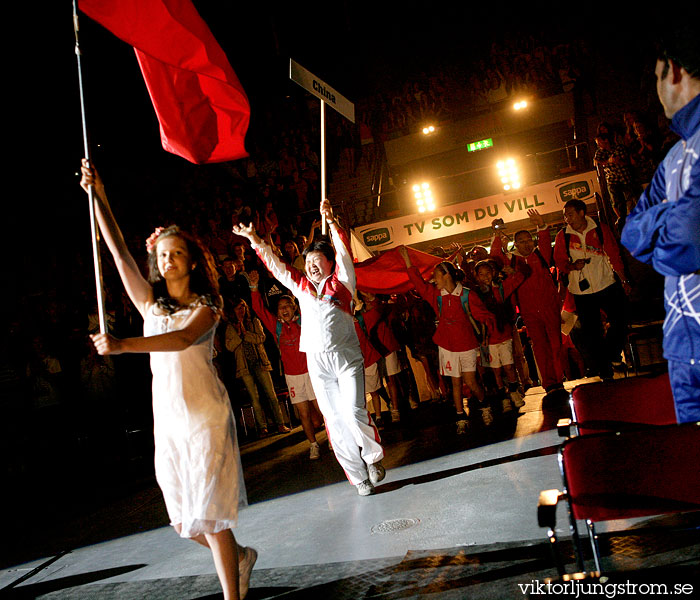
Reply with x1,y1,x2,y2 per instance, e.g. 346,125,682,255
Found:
73,0,107,334
320,100,327,235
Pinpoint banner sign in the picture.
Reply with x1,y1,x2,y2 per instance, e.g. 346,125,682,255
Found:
289,59,355,123
354,172,600,250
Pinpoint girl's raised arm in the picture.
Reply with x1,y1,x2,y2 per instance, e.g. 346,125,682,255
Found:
80,159,152,317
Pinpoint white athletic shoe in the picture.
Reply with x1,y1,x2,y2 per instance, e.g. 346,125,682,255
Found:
368,461,386,485
356,479,375,496
481,406,494,426
456,419,469,435
238,546,258,599
390,409,401,423
309,442,320,460
502,397,513,413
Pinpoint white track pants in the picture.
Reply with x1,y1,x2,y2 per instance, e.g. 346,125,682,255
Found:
307,346,384,485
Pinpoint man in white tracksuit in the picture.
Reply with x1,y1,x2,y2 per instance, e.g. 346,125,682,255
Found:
233,200,385,496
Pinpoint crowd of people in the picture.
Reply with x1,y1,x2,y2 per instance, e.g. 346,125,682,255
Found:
593,110,680,230
359,32,595,140
4,20,697,598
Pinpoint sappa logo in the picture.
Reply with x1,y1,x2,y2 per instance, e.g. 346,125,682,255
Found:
558,181,591,201
363,227,391,246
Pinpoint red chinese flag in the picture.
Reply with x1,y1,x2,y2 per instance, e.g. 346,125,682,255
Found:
80,0,250,164
355,246,442,294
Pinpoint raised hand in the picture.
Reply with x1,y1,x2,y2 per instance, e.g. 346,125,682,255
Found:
232,222,259,243
80,158,106,199
527,209,545,228
249,270,260,287
320,198,334,223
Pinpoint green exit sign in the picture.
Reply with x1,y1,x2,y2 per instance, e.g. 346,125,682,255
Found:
467,138,493,152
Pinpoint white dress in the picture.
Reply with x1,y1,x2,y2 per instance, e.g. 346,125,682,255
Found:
144,298,247,538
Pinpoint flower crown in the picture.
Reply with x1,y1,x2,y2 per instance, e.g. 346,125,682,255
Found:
145,227,165,253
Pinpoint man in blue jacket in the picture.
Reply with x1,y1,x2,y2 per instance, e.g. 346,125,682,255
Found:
621,25,700,423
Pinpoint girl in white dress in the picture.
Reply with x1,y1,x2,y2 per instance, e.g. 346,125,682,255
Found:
80,160,256,600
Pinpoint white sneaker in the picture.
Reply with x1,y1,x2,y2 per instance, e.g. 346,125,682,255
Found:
368,461,386,485
456,419,469,435
356,479,375,496
481,406,494,426
502,397,513,413
390,409,401,423
309,442,320,460
511,390,525,408
238,546,258,599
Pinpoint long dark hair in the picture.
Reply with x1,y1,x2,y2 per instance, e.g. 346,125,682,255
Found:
229,297,254,331
146,225,221,314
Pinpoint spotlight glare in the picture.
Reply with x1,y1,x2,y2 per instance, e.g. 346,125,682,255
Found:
412,184,420,192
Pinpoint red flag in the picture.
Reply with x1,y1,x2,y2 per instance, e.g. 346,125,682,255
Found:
80,0,250,164
355,246,442,294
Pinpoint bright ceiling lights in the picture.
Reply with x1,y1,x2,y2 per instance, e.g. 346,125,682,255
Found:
497,159,521,191
414,181,435,212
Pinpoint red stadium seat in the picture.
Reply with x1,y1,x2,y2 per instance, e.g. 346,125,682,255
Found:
557,372,676,437
538,422,700,575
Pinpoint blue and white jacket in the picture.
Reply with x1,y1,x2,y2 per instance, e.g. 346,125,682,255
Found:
622,94,700,365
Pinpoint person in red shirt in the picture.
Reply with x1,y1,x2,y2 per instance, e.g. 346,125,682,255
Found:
357,291,403,425
490,209,567,400
469,261,529,413
353,314,388,429
249,271,324,460
398,247,490,433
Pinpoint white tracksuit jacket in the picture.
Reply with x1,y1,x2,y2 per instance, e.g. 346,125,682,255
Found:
251,224,383,484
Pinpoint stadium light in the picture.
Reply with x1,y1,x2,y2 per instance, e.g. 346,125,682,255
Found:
422,125,436,135
414,182,436,212
497,158,521,191
513,100,528,110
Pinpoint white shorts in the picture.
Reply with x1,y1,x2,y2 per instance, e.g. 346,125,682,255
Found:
485,339,514,369
284,372,317,404
439,347,478,377
384,351,401,376
364,362,381,393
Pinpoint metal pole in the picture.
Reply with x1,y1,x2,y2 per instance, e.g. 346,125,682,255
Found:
74,0,107,334
320,100,327,235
